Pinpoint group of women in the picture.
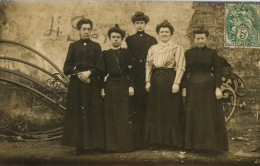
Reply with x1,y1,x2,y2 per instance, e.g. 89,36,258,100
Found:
62,11,229,155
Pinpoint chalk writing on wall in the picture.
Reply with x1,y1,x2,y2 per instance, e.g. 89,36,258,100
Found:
67,15,110,45
44,16,62,37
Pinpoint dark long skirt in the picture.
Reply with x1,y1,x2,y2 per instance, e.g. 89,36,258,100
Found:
185,73,228,151
133,62,147,147
104,77,137,152
145,69,184,148
62,75,104,150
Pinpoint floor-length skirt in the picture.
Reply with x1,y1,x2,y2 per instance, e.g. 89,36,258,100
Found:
62,76,104,150
104,77,137,152
133,62,147,147
185,73,228,151
145,68,184,148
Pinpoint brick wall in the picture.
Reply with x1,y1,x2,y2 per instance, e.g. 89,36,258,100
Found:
187,2,259,127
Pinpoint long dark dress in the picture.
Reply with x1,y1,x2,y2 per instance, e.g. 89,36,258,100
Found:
125,31,157,146
62,39,104,150
102,48,137,152
184,46,228,151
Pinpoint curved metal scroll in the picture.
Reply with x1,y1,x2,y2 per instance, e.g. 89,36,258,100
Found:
0,57,68,86
0,77,66,114
0,39,69,140
0,39,69,83
221,81,237,122
0,67,64,100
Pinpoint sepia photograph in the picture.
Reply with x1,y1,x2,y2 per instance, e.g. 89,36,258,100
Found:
0,0,259,165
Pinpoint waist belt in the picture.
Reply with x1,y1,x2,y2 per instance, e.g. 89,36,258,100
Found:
134,58,146,63
75,65,93,72
109,74,126,78
153,67,175,71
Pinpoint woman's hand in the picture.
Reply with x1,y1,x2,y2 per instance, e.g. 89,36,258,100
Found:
81,71,91,78
145,82,151,92
172,83,179,93
101,88,105,98
182,88,186,97
215,87,222,99
129,87,134,96
77,71,91,83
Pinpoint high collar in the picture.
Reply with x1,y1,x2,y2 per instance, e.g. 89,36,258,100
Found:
80,38,91,43
111,46,121,50
195,45,207,50
136,31,145,36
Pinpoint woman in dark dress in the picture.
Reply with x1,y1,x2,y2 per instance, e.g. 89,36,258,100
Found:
125,12,157,147
101,24,137,152
62,19,104,155
182,29,228,151
145,20,185,149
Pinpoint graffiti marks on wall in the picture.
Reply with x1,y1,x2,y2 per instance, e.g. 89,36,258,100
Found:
44,15,113,45
44,16,62,37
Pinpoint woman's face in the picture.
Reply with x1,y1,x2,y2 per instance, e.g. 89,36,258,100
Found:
194,33,207,48
158,27,172,43
79,23,92,39
110,32,122,47
134,21,146,32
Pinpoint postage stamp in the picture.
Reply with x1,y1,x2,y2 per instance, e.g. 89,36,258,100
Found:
225,3,260,48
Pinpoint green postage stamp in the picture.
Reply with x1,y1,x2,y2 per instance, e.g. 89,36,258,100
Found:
225,3,260,48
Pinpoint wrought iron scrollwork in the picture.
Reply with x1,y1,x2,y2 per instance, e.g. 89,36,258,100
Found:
0,39,68,141
219,56,247,122
0,116,10,129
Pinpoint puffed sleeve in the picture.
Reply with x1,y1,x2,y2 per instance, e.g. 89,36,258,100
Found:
90,43,104,76
181,50,189,88
63,43,79,75
151,36,158,46
145,46,154,83
125,36,135,63
125,36,131,49
173,46,186,85
99,51,108,89
213,50,222,88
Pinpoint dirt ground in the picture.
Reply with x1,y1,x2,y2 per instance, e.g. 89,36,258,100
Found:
0,110,259,166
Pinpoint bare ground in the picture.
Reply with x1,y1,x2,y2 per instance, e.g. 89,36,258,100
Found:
0,110,259,166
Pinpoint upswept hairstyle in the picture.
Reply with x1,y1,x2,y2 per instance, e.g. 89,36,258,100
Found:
156,20,174,35
76,18,93,30
108,24,126,39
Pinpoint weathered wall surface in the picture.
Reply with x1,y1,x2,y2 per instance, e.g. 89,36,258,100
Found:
0,1,193,71
0,1,194,132
0,1,259,132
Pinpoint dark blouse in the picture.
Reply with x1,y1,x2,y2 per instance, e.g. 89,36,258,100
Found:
102,48,134,87
184,46,222,88
63,39,103,76
125,31,157,61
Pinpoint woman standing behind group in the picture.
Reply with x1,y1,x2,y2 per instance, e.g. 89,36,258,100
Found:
145,20,185,149
125,11,157,148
